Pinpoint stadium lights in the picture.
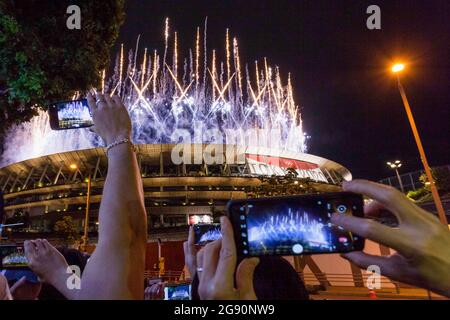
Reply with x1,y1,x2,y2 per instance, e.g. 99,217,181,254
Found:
386,160,402,169
386,160,404,193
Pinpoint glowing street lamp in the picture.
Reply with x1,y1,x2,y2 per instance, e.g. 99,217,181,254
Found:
69,162,91,251
81,173,92,253
391,63,405,73
391,63,448,225
387,160,405,193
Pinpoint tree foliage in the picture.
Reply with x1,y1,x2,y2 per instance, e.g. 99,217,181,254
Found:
54,215,80,245
0,0,125,133
419,167,450,193
408,167,450,202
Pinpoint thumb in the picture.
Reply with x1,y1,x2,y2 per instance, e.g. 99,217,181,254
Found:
236,258,259,300
10,276,27,293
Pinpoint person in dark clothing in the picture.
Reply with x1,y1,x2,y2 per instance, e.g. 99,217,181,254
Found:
190,256,309,300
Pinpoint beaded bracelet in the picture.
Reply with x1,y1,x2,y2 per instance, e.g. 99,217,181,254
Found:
106,138,135,155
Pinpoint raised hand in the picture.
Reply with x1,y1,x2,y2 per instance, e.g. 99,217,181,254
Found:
331,180,450,297
183,226,198,278
197,216,259,300
86,93,131,145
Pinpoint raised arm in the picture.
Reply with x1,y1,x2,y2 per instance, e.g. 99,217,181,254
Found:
75,93,147,299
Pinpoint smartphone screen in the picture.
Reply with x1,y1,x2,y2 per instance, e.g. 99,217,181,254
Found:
227,192,365,256
49,99,93,130
193,223,222,246
1,245,28,268
164,284,191,300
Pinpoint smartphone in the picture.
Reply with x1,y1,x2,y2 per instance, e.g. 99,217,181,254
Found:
164,284,191,300
1,245,28,268
227,192,365,256
193,223,222,246
0,244,39,283
48,99,93,130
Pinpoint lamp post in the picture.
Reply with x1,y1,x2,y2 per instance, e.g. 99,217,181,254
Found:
82,173,92,252
391,63,448,225
387,160,405,193
70,163,92,252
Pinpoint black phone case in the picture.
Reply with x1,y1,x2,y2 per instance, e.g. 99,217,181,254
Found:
227,192,365,257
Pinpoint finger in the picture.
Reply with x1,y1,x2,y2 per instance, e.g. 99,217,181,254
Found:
104,94,114,108
150,284,158,296
201,240,221,284
86,93,97,112
41,239,52,252
34,239,45,252
183,241,188,255
157,283,165,298
24,240,37,259
215,216,237,289
112,95,123,108
9,276,27,292
95,93,107,109
196,248,204,279
343,252,400,278
236,258,259,300
343,180,416,223
188,226,196,250
331,213,411,255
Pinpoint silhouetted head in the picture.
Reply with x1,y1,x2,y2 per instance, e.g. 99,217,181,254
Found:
38,246,88,300
191,256,309,300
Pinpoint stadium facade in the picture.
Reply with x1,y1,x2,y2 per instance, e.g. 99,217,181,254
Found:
0,144,350,242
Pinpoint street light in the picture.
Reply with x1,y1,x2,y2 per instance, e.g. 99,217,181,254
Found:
391,63,405,73
386,160,405,193
69,163,91,251
391,63,448,225
81,173,92,252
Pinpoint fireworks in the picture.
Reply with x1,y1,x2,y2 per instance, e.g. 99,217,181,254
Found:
1,19,308,166
247,208,329,246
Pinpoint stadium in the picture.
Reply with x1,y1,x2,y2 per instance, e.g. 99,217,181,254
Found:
0,144,349,242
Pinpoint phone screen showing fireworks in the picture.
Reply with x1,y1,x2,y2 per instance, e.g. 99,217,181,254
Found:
164,284,191,300
49,99,93,130
193,223,222,246
228,192,365,256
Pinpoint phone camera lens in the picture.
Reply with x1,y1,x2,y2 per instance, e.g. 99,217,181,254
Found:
337,205,347,213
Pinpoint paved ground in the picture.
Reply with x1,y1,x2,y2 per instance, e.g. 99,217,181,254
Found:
310,287,449,300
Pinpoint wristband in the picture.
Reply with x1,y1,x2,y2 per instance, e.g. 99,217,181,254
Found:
106,138,136,155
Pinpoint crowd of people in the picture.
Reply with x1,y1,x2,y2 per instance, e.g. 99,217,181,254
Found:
1,93,449,300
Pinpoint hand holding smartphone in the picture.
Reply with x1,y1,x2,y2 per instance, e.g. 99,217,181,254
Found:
48,99,94,130
227,192,365,256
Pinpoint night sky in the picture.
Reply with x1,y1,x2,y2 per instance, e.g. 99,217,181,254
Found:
115,0,450,180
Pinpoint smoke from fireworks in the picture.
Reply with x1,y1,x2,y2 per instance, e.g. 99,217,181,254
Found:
1,19,308,167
